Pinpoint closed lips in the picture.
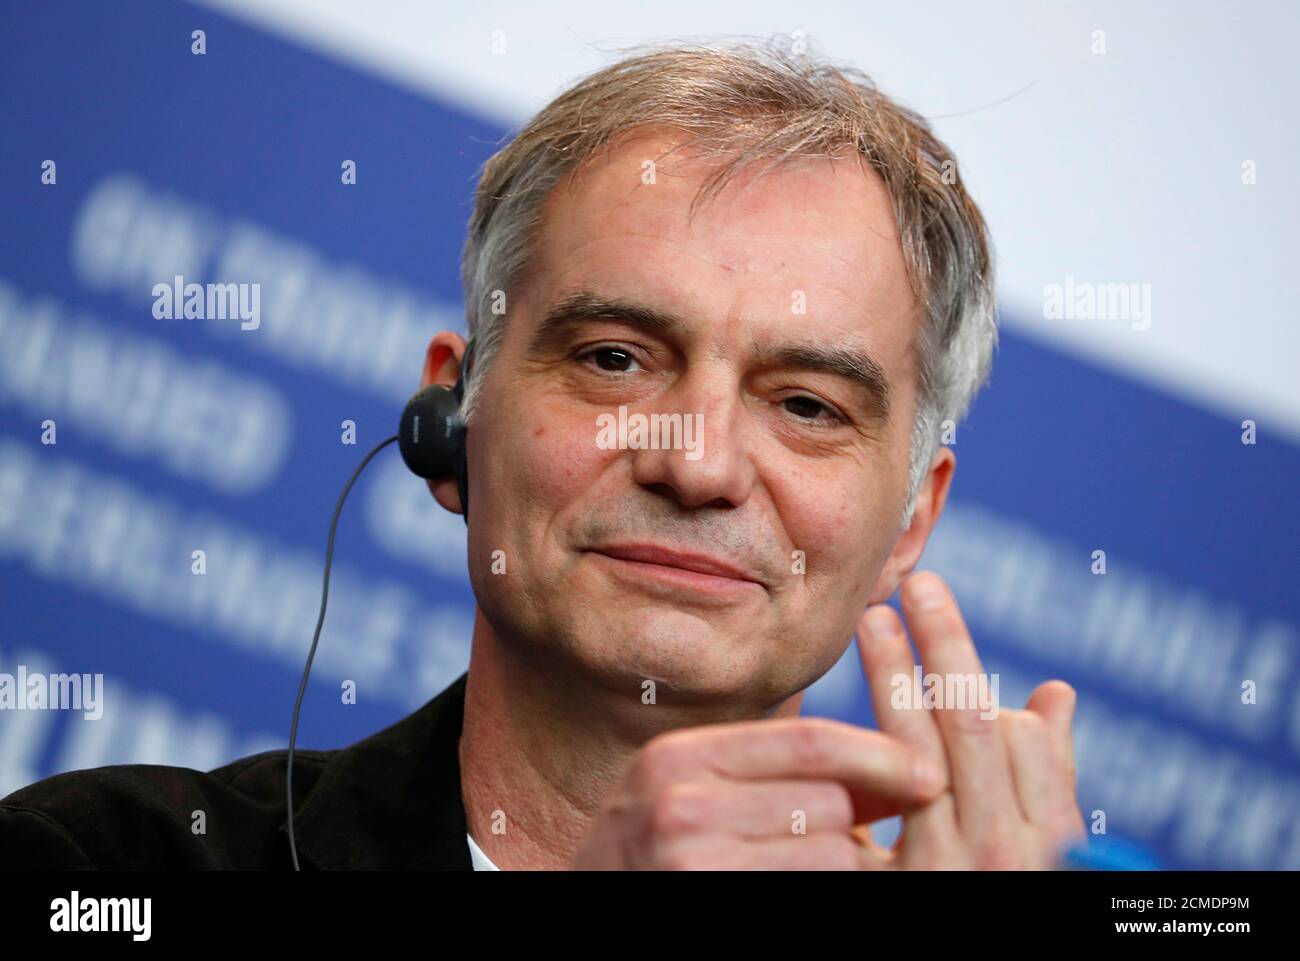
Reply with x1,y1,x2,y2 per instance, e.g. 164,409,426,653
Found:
588,543,762,585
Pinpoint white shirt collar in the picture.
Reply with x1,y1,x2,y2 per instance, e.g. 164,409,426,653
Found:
467,832,501,870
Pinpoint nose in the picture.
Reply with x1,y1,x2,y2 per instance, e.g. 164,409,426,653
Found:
627,370,755,510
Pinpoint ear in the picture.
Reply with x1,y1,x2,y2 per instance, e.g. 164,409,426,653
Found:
866,445,956,605
418,331,468,516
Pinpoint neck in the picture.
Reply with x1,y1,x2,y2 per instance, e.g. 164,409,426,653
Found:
457,608,803,870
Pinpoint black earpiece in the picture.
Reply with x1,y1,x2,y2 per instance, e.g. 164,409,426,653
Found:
397,339,474,525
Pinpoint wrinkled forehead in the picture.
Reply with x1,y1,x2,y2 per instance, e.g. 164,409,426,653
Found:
517,127,923,393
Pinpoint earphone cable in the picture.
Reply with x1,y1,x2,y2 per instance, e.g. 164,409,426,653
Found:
287,434,399,871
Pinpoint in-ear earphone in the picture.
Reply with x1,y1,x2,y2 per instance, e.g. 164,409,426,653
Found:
286,338,474,870
397,336,475,526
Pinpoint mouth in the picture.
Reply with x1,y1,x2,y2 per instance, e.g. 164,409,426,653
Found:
584,542,767,599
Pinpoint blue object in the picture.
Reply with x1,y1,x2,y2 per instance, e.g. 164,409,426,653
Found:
1060,835,1163,871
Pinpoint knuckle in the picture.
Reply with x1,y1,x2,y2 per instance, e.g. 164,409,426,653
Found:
788,719,839,769
973,830,1023,870
628,738,681,790
647,784,712,838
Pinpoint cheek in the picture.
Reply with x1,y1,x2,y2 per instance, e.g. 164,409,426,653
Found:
772,469,846,563
772,466,890,580
499,412,612,516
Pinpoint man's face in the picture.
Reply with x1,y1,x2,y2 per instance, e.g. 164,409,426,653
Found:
463,128,933,712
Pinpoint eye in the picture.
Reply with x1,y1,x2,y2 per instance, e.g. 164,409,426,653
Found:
578,345,643,373
782,394,844,425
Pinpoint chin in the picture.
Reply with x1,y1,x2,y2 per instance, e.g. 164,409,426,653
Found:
567,604,769,700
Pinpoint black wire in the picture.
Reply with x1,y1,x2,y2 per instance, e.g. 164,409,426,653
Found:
287,434,398,871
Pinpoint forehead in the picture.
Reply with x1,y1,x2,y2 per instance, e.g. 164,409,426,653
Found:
522,127,921,379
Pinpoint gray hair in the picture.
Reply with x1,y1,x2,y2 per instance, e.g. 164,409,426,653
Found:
459,36,997,530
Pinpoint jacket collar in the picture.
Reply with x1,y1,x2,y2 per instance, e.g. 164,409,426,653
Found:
279,671,474,870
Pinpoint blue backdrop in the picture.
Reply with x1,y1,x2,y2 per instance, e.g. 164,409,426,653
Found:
1,1,1296,870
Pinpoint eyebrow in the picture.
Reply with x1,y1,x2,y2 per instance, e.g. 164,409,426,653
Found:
753,342,892,422
533,291,688,342
532,288,892,421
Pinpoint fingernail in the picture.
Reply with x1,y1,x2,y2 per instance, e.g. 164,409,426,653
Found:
908,574,946,610
863,607,896,638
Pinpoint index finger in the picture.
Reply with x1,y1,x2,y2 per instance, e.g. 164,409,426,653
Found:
647,717,944,821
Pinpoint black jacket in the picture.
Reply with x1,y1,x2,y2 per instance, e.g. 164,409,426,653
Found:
0,672,474,869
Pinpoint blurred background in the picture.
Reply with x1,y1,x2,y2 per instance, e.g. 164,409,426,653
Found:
1,0,1296,869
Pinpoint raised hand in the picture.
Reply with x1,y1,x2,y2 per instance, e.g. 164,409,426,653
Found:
852,570,1086,869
